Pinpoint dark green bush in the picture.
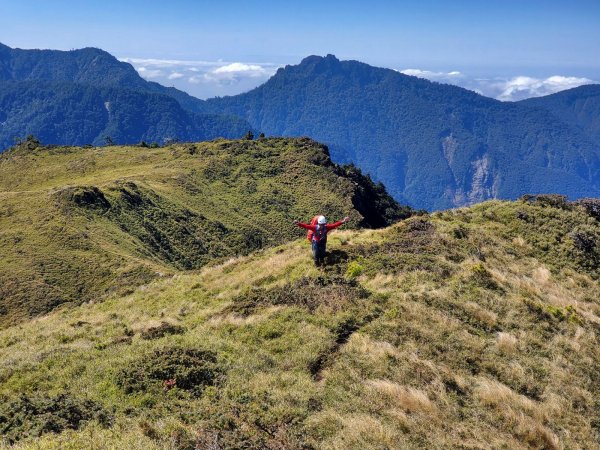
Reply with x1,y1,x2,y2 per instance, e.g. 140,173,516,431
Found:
0,393,111,443
55,186,111,211
116,347,223,396
574,198,600,220
570,229,596,253
226,275,370,316
520,194,571,210
140,321,186,340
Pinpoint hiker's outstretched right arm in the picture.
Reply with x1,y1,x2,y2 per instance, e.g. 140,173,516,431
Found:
295,221,315,230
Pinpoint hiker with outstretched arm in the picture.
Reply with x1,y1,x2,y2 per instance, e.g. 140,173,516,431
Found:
294,215,350,266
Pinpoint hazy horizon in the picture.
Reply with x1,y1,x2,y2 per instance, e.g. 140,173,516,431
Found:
2,0,598,100
117,53,597,101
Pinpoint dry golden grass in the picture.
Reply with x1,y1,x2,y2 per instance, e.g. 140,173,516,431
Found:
366,379,438,415
464,301,498,327
496,332,518,353
475,378,537,415
310,412,408,450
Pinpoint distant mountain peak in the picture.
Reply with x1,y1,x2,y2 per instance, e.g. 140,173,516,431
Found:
299,54,339,65
296,54,342,74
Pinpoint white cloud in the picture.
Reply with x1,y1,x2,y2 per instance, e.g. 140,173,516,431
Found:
121,56,280,89
496,75,594,101
214,62,266,75
121,56,597,102
136,66,163,79
120,57,219,68
400,69,464,81
204,62,274,84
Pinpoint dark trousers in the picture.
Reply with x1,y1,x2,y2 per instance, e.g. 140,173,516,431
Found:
312,239,326,265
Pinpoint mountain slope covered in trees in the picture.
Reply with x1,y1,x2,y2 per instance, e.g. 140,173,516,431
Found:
0,44,250,149
199,55,600,210
0,43,207,112
0,80,250,148
518,84,600,145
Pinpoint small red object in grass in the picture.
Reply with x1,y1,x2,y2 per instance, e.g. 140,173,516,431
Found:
163,379,176,391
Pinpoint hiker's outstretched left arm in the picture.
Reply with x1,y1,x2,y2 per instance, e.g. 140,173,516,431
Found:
326,217,350,230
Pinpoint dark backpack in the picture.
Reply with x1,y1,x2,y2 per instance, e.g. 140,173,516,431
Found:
307,215,319,241
313,223,327,242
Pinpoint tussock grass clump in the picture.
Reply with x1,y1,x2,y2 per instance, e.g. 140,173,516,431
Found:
366,379,437,414
496,332,518,353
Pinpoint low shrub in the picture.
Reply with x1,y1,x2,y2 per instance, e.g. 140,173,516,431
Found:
519,194,570,210
140,321,186,340
0,393,112,444
573,198,600,220
471,263,498,289
570,229,596,253
54,186,111,211
115,347,223,396
453,225,469,239
345,261,364,279
225,276,370,316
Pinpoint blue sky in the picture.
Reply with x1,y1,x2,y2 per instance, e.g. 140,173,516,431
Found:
1,0,599,99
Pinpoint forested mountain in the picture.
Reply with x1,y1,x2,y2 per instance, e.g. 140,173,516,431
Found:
2,45,600,209
0,43,206,112
518,84,600,145
0,80,249,148
0,44,250,149
199,55,600,210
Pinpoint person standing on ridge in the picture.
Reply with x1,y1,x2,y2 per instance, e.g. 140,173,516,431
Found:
294,215,350,266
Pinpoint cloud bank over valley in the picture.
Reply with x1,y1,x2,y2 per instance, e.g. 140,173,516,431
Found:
399,69,595,101
120,57,280,99
122,56,596,102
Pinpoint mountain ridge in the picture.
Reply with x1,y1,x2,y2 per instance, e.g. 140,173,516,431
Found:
0,43,207,112
0,137,410,326
0,44,251,149
2,46,600,210
518,84,600,144
198,54,600,209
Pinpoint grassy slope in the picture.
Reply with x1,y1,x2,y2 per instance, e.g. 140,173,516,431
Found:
0,138,407,326
0,199,599,449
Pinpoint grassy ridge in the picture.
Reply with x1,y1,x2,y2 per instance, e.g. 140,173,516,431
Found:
0,198,598,448
0,138,409,326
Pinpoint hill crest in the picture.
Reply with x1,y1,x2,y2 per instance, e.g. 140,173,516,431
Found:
0,137,410,325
